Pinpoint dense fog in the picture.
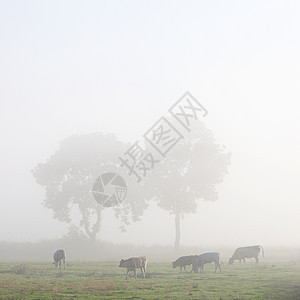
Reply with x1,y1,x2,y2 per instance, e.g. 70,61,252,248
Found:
0,1,299,257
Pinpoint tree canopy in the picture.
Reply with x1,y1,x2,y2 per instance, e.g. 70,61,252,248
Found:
147,121,231,249
33,122,230,247
32,133,151,240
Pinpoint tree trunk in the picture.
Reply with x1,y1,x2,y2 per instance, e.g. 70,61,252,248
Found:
81,206,102,241
174,210,180,251
91,207,102,240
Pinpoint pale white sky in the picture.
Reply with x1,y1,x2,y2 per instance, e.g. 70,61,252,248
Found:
0,0,299,246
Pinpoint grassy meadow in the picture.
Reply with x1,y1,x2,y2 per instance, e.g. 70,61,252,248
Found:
0,261,299,299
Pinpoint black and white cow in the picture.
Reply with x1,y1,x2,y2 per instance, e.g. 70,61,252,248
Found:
53,249,66,269
228,245,264,265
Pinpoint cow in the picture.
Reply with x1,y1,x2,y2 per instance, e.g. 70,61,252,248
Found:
119,256,147,279
172,255,198,273
192,252,222,273
53,249,66,269
228,245,264,265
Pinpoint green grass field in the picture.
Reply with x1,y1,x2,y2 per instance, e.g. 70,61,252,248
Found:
0,261,299,299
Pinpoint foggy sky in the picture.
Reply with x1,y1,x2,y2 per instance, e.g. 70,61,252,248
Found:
0,0,299,247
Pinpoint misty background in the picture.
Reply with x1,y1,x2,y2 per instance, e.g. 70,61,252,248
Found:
0,0,299,254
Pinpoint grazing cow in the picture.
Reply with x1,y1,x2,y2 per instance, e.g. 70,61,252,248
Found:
172,255,198,273
228,245,264,265
119,256,147,279
53,249,66,269
193,252,222,273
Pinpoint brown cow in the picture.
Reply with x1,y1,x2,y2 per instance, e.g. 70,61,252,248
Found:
119,256,147,279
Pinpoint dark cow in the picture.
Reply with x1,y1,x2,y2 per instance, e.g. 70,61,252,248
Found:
192,252,222,273
53,249,66,269
228,245,264,265
119,256,147,279
172,255,198,273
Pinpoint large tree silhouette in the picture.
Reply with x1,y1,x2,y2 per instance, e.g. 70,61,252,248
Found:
148,121,231,250
32,133,150,240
